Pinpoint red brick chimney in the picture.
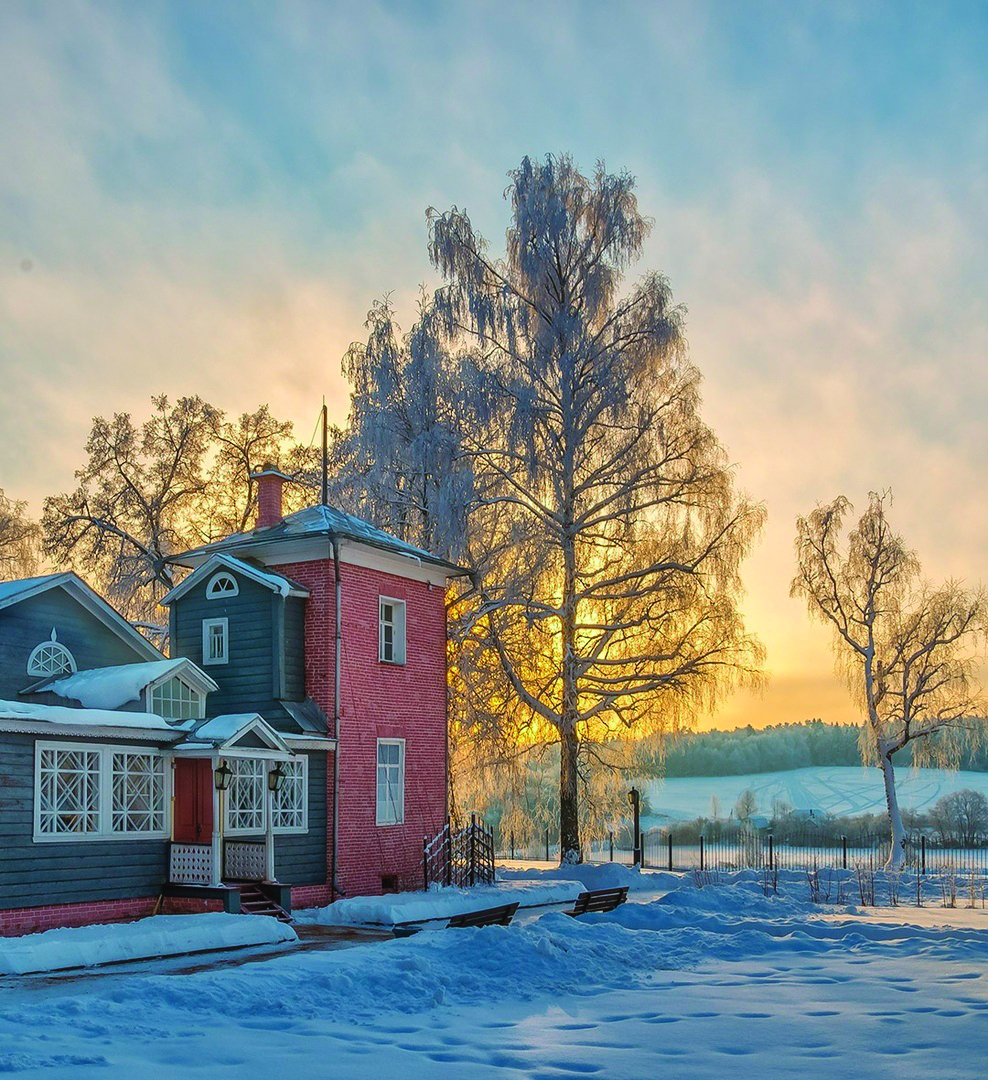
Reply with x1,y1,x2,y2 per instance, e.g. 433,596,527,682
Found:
251,462,292,529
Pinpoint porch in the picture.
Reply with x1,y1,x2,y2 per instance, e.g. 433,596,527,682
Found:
163,840,293,918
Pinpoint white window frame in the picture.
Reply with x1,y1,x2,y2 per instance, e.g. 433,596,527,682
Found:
148,674,205,720
27,631,77,677
379,597,406,665
34,741,170,842
272,756,308,834
224,757,267,835
206,572,239,599
376,738,405,826
202,617,229,665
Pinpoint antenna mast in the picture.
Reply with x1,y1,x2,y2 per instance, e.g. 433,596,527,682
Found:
321,399,329,507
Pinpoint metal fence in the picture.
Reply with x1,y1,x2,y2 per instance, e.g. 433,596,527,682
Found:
424,814,496,889
497,824,988,876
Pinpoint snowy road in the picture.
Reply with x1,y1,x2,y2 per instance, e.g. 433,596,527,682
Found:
1,871,987,1078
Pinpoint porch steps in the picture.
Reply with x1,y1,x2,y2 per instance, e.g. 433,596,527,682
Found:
238,885,294,924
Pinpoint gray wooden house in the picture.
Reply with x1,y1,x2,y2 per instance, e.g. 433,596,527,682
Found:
0,571,331,936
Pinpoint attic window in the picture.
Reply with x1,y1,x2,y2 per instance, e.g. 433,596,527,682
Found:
149,677,204,720
27,630,77,677
206,572,239,599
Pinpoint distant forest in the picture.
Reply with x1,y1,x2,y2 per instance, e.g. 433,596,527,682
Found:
656,720,988,777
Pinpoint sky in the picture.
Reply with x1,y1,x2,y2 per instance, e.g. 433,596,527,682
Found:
2,0,987,731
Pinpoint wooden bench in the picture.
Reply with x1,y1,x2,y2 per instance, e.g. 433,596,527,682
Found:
446,902,520,928
566,886,629,916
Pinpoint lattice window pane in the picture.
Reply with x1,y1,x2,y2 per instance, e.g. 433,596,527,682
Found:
272,759,306,831
150,677,202,720
28,639,76,677
111,752,166,833
226,758,265,832
38,747,100,835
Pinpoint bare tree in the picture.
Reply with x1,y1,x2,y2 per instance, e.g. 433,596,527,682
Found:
0,488,40,580
929,789,988,848
431,155,764,862
42,396,314,627
792,492,988,869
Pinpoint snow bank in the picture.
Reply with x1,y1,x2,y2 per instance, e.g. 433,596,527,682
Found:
498,860,681,894
298,879,584,926
0,914,296,975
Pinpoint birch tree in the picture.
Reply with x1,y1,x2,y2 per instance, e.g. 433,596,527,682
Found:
792,492,988,869
431,155,764,862
337,295,472,560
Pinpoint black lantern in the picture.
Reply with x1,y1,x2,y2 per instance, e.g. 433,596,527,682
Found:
214,760,232,791
268,761,286,792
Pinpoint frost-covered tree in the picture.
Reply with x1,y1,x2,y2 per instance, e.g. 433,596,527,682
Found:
929,789,988,847
431,155,764,863
42,396,314,627
0,488,40,580
336,295,471,560
792,492,988,869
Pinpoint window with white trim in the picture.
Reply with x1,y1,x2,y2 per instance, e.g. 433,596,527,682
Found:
27,630,76,677
225,758,266,833
206,572,239,598
202,618,229,665
149,676,203,720
379,597,406,664
376,739,405,825
272,758,308,833
35,743,168,841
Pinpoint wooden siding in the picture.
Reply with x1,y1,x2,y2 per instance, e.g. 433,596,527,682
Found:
0,589,149,701
0,734,170,911
283,596,306,702
171,571,278,718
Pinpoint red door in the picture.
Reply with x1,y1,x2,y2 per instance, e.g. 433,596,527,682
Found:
173,759,214,843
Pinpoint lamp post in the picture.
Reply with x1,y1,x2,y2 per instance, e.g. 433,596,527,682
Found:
629,787,641,866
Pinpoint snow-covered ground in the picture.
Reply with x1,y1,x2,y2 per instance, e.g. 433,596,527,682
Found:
645,764,988,822
2,865,988,1077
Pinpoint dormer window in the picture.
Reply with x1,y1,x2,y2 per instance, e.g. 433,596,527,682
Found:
27,630,77,677
206,572,239,599
149,676,204,720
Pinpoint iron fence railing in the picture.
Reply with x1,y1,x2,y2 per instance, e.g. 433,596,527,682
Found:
424,814,496,889
495,823,988,876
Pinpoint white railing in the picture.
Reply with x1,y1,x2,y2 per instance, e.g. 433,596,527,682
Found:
224,841,266,881
169,843,212,885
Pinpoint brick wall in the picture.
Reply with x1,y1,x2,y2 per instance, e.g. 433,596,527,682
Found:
0,896,159,937
276,558,449,898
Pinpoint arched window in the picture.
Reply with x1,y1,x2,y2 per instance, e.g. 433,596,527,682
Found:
206,572,239,599
27,630,77,677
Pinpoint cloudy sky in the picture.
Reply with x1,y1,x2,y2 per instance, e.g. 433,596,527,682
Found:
2,1,986,729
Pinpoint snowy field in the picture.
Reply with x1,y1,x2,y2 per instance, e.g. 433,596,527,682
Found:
645,765,988,823
2,865,988,1077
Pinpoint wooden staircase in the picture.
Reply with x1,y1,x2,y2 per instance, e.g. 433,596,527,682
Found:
238,884,294,924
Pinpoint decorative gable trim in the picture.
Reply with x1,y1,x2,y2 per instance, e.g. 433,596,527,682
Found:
160,553,308,606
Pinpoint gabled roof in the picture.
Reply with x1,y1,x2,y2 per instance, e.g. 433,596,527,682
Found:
170,504,467,576
38,658,219,710
172,713,292,755
159,552,309,607
0,572,164,662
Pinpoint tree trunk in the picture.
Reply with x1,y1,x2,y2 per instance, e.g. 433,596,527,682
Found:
879,745,907,871
559,723,581,863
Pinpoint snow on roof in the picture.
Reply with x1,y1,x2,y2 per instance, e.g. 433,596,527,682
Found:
193,713,265,742
0,699,176,732
175,504,466,574
0,573,69,606
42,659,185,710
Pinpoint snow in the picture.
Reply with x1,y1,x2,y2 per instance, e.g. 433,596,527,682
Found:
0,699,175,732
646,764,988,821
0,914,296,975
298,880,585,927
45,659,181,710
2,868,988,1077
